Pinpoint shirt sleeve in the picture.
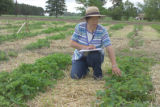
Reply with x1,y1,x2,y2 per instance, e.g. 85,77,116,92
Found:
102,29,112,47
71,24,80,42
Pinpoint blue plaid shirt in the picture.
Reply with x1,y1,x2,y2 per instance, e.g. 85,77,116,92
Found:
71,22,111,60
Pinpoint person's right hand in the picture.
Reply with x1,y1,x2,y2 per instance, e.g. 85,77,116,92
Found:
84,45,96,50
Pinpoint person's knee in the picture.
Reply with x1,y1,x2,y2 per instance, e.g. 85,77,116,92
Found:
70,71,82,79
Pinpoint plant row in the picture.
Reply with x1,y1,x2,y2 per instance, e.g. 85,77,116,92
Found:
151,24,160,33
97,53,155,107
0,24,75,44
25,29,74,50
110,24,126,30
0,53,71,107
0,50,18,61
127,25,143,48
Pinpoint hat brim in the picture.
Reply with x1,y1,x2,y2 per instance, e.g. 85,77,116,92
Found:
84,14,105,18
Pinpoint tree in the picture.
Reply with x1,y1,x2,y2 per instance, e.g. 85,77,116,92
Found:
75,0,107,15
123,0,137,20
139,0,160,21
46,0,66,17
107,0,123,20
0,0,14,15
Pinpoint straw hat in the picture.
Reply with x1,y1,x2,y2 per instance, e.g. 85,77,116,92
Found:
84,6,105,18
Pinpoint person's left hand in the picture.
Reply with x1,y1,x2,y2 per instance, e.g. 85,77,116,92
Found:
112,66,121,76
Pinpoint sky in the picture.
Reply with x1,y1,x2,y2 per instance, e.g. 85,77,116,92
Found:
15,0,144,13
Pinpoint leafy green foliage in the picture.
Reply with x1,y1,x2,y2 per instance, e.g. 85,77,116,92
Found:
0,0,14,15
110,24,126,30
0,32,39,44
0,50,8,61
138,0,160,21
26,30,74,50
127,25,144,48
47,30,74,40
0,53,71,106
46,0,66,17
7,50,18,57
42,24,75,34
101,23,110,26
25,39,50,50
52,21,66,24
29,21,46,30
75,0,107,15
98,56,155,107
123,0,137,20
47,33,66,40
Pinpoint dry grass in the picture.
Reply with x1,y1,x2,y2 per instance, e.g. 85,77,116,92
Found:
151,64,160,107
110,25,133,38
139,26,160,40
27,57,111,107
0,51,44,72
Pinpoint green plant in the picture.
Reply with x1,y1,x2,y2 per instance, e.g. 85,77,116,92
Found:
110,24,126,30
25,39,50,50
52,21,66,24
42,24,75,34
0,32,39,44
7,50,18,57
47,33,66,40
127,25,144,48
151,24,160,33
98,55,155,107
0,53,71,106
101,23,110,26
0,50,8,61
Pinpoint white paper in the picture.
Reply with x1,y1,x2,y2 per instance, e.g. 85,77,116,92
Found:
79,48,103,52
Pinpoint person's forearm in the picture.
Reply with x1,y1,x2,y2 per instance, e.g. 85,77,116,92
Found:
70,40,86,50
106,45,117,67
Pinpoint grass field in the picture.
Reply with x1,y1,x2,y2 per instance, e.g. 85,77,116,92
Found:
0,16,160,107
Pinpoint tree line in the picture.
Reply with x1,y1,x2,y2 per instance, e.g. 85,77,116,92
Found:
0,0,44,16
0,0,159,21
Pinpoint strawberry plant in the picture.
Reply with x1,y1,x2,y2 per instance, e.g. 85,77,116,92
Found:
0,53,71,106
110,24,126,30
25,39,50,50
98,55,155,107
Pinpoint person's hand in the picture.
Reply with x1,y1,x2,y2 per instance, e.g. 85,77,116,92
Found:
112,66,121,76
83,45,96,50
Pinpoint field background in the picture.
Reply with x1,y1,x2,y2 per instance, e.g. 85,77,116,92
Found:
0,16,160,107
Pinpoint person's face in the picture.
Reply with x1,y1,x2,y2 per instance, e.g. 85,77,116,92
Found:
87,16,99,27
